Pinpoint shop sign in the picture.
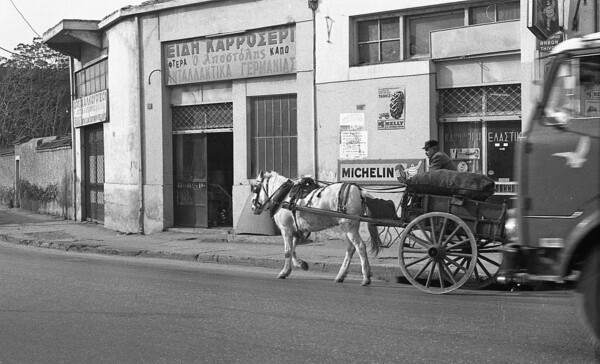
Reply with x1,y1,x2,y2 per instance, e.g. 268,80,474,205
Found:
73,90,108,128
527,0,559,40
377,86,405,130
339,159,424,185
163,26,296,85
537,32,564,52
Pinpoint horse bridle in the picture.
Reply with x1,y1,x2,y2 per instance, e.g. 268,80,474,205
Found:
251,175,273,213
251,175,292,214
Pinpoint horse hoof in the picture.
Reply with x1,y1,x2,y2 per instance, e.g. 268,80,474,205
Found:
334,277,344,283
300,261,309,271
361,280,371,286
277,274,286,279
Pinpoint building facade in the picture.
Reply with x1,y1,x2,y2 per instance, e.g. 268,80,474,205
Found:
42,0,598,234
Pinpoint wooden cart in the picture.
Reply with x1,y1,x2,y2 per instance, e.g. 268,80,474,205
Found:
288,190,508,294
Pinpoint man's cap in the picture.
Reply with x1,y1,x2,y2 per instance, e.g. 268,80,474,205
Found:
423,140,439,149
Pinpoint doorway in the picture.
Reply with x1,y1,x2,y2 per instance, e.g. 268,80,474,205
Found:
173,132,233,227
84,123,105,222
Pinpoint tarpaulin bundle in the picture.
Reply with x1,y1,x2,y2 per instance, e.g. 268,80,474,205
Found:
406,170,496,201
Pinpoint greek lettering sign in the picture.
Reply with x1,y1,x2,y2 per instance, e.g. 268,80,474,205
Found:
537,32,564,52
73,90,108,128
164,26,296,85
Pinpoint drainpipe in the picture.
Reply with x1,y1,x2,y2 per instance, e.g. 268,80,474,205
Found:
137,16,146,234
309,0,319,179
69,57,77,220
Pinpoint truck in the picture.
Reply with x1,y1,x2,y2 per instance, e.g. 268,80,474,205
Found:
502,32,600,348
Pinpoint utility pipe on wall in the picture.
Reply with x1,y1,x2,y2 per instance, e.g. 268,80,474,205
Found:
136,15,146,234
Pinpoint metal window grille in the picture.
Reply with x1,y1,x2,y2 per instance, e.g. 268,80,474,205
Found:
172,103,233,131
249,95,298,178
439,84,521,117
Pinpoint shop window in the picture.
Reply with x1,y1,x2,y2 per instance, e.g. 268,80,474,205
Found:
172,103,233,131
469,2,520,24
75,59,108,98
439,85,521,117
249,95,297,179
407,10,464,57
357,17,401,64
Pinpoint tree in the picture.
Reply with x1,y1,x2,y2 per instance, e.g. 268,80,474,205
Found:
0,38,71,148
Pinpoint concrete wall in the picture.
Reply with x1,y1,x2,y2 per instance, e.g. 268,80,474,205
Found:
0,137,73,218
0,151,15,204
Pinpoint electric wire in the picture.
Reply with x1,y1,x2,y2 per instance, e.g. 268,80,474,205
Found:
9,0,41,37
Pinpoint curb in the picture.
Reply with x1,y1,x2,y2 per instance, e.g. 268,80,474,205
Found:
0,233,400,283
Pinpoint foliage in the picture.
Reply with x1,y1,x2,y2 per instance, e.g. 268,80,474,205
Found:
19,180,58,202
0,38,71,148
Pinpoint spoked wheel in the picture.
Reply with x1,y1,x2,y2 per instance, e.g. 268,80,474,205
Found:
463,237,506,289
398,212,477,294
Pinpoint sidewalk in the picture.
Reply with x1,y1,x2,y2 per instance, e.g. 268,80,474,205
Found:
0,205,401,282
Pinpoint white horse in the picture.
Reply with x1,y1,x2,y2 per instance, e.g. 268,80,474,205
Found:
250,171,382,286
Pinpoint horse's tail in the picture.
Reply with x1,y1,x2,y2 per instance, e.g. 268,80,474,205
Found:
361,190,382,256
367,223,382,256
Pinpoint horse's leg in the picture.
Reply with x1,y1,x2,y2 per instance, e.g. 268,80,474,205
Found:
278,229,294,279
347,230,372,286
334,235,356,283
291,234,309,271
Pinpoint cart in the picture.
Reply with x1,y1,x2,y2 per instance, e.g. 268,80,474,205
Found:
287,188,508,295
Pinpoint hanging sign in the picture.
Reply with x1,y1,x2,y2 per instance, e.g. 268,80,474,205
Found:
163,25,296,85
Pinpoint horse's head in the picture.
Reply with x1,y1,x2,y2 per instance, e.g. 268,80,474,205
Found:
250,170,270,215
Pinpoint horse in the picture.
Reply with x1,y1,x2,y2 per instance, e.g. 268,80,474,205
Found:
250,170,382,286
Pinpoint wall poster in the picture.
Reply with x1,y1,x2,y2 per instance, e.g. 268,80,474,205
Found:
377,86,405,130
339,113,367,159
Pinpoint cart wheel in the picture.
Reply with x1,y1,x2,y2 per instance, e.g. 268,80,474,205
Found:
463,237,506,289
398,212,477,294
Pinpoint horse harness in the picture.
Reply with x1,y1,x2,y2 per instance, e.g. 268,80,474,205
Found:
258,176,362,237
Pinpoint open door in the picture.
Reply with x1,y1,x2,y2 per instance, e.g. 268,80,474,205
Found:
173,134,208,227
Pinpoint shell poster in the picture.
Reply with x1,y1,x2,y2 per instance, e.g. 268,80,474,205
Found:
377,86,405,130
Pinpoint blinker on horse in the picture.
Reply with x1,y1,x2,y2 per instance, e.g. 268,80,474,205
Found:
250,170,382,286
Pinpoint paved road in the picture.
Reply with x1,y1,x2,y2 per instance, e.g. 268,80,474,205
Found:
0,241,597,363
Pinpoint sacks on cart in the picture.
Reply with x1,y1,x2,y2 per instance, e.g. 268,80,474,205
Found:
405,169,495,201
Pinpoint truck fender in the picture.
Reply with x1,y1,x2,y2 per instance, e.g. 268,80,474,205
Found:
560,209,600,278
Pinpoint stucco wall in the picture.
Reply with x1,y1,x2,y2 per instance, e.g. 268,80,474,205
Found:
0,152,15,204
11,137,73,218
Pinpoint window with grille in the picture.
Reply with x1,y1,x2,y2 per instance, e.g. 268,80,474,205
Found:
249,95,297,178
75,59,108,98
439,84,521,118
357,17,400,64
172,103,233,131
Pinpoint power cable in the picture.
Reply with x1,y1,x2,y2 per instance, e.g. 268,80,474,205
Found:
8,0,41,37
0,45,33,60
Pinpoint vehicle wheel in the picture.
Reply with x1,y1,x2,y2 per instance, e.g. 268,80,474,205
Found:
576,244,600,351
463,237,506,289
398,212,477,294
